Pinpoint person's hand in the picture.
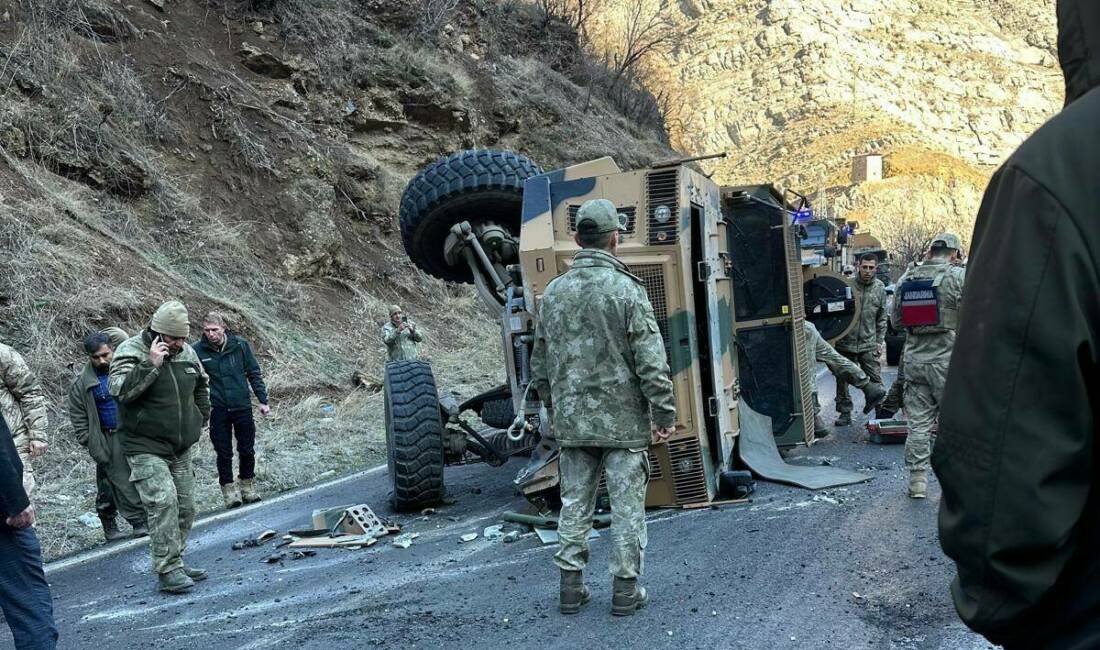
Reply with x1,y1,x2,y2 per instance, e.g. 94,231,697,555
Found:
877,343,885,358
653,427,674,443
149,336,169,368
6,505,35,529
259,404,271,417
29,441,48,458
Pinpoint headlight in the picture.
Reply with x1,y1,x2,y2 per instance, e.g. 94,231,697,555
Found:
654,205,672,223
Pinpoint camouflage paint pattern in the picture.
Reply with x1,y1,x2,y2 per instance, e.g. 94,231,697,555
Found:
903,362,948,471
382,320,424,362
836,277,888,354
880,353,905,414
127,449,196,575
0,343,49,496
802,320,868,387
554,447,649,579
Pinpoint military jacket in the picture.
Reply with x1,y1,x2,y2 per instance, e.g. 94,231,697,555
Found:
110,330,211,458
382,321,424,362
893,262,965,365
836,277,887,353
530,248,676,449
0,343,49,452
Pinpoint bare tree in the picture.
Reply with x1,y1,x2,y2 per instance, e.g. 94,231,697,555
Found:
537,0,603,38
604,0,676,94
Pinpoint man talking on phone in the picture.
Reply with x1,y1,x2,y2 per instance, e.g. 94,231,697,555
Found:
110,301,211,594
382,305,424,362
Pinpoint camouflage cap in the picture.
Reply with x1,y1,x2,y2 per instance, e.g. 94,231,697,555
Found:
931,232,962,251
389,305,403,316
575,199,629,234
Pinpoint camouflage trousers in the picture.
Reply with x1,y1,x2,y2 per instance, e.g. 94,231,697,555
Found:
835,350,882,415
903,361,948,471
880,354,906,415
18,450,35,498
95,430,146,526
555,446,649,579
127,448,196,575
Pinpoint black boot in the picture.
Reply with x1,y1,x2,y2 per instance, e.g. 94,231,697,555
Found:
862,383,886,414
101,516,126,542
612,576,648,616
559,569,591,615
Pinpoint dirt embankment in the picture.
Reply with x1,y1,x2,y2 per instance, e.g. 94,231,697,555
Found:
0,0,671,558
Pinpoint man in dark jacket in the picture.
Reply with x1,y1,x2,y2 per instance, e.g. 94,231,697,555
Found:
934,2,1100,648
68,331,147,541
193,312,269,509
110,301,211,594
0,414,57,649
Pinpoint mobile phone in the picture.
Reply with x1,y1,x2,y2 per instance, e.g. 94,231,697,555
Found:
402,316,408,323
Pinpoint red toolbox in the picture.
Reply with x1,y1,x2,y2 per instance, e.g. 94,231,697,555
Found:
866,419,909,444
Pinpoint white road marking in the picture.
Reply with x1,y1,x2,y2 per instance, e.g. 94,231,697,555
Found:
47,464,388,575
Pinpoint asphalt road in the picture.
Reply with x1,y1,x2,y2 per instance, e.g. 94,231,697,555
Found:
15,368,995,650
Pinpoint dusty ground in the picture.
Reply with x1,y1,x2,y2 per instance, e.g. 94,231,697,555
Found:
18,368,997,650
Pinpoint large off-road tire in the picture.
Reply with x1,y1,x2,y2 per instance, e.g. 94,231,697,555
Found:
398,149,543,283
479,397,516,429
384,360,445,511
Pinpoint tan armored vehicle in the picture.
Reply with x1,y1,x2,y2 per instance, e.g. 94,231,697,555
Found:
386,150,865,511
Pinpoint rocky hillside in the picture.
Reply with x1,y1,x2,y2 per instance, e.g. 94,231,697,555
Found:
0,0,671,557
621,0,1063,254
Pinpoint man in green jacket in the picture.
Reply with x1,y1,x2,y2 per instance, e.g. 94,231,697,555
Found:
110,301,210,594
67,331,147,541
193,312,270,509
382,305,424,362
531,199,676,617
834,253,888,426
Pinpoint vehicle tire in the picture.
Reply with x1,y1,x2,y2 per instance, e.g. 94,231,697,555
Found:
479,397,516,429
399,149,543,283
384,360,445,511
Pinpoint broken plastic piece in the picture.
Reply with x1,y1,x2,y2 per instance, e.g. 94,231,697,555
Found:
460,532,478,543
483,525,505,540
392,532,419,549
256,529,278,543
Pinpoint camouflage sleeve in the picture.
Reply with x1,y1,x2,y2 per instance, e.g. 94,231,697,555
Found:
529,316,551,406
628,292,676,429
109,352,159,404
382,324,399,346
409,322,425,343
67,376,90,448
875,284,888,345
0,347,49,443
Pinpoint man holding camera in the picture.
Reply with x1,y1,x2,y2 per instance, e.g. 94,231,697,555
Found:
382,305,424,362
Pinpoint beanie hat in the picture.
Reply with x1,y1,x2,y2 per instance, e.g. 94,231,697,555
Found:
389,305,403,316
100,327,130,348
151,301,190,338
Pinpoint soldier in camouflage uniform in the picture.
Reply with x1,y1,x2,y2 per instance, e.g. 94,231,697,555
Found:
892,234,965,498
0,342,49,497
530,199,676,617
802,320,885,437
382,305,424,362
834,253,888,426
110,301,211,593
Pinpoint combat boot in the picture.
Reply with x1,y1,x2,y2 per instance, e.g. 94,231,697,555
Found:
862,383,886,414
909,470,928,499
813,414,833,439
612,577,648,616
183,566,208,582
559,569,591,615
239,478,262,504
101,516,126,542
221,483,243,509
834,413,852,427
130,521,149,538
158,569,195,594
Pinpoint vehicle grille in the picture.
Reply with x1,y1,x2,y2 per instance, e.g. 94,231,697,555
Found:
668,437,708,504
784,221,816,443
645,169,679,245
627,264,671,365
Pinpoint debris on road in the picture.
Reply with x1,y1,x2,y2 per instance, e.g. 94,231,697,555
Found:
866,419,910,444
501,511,612,529
231,539,262,550
263,553,285,564
257,529,278,543
392,533,419,549
421,507,436,516
289,534,378,549
483,524,505,540
502,531,520,543
681,498,750,510
459,532,478,543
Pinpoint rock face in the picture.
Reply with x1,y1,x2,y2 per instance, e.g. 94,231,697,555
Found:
649,0,1061,189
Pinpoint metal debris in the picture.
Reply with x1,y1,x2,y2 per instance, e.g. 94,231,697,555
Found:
392,533,420,549
459,532,478,543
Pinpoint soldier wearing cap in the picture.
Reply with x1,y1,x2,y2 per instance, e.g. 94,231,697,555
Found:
892,233,965,498
382,305,424,362
531,198,676,617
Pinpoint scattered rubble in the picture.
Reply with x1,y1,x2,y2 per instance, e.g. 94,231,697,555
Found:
459,532,478,543
392,533,419,549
